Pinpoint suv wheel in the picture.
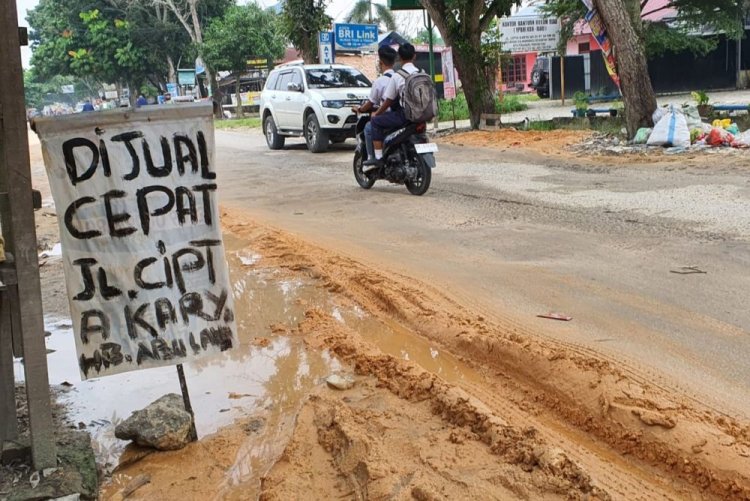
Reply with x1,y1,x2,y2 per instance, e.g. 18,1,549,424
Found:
531,69,542,87
305,114,328,153
264,115,285,150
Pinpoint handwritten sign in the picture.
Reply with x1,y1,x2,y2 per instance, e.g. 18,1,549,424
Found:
35,104,237,379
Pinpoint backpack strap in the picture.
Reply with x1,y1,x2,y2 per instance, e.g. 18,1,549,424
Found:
397,69,410,79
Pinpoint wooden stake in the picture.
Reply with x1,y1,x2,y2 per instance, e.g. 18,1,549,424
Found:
0,1,56,469
0,292,19,443
176,364,198,442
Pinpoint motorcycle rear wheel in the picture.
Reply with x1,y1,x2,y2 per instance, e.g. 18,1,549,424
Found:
353,151,376,189
405,154,431,196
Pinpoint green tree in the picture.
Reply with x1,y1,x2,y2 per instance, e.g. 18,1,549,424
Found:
412,28,444,45
420,0,520,128
542,0,746,137
153,0,233,115
345,1,397,33
281,0,331,64
27,0,192,103
202,4,286,117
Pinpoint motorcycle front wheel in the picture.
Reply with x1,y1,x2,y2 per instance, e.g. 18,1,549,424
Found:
405,154,431,196
353,151,376,190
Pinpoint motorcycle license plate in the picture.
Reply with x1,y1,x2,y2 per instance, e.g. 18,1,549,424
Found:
414,143,438,154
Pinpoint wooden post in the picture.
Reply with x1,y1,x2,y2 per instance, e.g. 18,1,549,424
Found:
561,55,566,105
0,0,57,468
176,364,198,442
1,292,19,443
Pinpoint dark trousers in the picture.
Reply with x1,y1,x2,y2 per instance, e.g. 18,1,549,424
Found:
371,109,407,141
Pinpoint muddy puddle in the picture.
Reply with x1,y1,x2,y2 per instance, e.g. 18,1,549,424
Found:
15,232,482,494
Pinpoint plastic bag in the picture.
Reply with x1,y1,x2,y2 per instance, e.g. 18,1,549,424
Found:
647,106,690,148
633,127,652,144
706,127,734,147
652,106,668,125
726,124,740,135
681,105,703,129
731,130,750,148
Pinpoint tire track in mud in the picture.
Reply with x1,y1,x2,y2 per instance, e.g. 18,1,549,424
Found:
222,209,750,500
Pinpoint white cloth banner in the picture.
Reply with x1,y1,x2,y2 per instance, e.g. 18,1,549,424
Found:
35,104,237,379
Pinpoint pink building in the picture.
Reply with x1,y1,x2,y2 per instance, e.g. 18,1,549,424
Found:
567,0,676,55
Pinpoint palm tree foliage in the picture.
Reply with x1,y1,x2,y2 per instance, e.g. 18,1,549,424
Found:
345,1,396,33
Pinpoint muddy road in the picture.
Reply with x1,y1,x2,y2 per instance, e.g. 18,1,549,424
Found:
28,128,750,499
216,130,750,416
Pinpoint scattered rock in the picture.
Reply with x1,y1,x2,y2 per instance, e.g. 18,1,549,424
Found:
114,394,192,451
244,417,265,434
691,439,707,454
326,374,355,391
121,474,150,498
631,408,676,429
228,392,253,400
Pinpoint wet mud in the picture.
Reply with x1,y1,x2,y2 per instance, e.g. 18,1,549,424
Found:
43,207,750,500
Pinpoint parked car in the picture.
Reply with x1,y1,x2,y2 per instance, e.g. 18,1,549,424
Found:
529,56,550,98
259,63,372,153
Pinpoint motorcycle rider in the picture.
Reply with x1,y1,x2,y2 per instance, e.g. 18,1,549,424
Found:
365,43,420,169
352,46,397,170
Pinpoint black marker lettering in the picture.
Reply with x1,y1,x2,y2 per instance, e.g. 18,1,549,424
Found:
143,136,172,178
136,185,175,235
172,248,205,294
192,183,217,226
154,297,177,330
103,190,136,238
197,131,216,179
134,257,165,290
112,131,144,180
80,310,109,344
62,137,99,186
175,187,197,225
174,134,198,175
65,197,101,240
73,258,97,301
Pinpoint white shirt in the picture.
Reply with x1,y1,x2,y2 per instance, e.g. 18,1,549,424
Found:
383,62,419,102
368,69,395,107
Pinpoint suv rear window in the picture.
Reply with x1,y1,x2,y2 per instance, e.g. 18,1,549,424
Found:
265,72,280,90
305,68,371,89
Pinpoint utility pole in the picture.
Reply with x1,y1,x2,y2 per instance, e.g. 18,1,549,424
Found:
0,0,57,469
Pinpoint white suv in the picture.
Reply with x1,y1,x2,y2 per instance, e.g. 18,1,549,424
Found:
260,63,372,153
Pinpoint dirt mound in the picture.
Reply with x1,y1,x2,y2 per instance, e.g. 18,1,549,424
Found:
440,129,594,156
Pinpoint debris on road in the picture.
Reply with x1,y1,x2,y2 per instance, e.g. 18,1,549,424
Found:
538,312,573,321
670,266,707,275
325,374,355,390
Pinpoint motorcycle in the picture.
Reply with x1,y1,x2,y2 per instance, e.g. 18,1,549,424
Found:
352,113,437,196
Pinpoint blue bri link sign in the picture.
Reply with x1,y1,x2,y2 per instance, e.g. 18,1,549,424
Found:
334,23,379,52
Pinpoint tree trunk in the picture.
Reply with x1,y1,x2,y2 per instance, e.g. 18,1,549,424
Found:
593,0,656,138
167,55,177,86
421,4,498,129
453,43,497,128
235,75,244,118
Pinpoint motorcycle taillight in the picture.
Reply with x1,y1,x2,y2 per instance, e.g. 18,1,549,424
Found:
416,122,426,133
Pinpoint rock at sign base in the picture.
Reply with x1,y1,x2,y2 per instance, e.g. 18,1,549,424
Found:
326,374,355,391
115,394,192,451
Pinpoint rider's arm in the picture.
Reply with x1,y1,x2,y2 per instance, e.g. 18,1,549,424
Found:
353,100,374,113
372,98,394,116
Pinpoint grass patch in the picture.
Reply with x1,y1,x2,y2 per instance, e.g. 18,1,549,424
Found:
215,117,261,130
528,120,557,131
438,92,530,122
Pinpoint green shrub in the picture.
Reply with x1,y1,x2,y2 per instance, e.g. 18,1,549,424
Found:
437,92,529,122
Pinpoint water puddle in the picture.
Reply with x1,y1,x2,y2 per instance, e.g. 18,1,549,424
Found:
15,231,482,495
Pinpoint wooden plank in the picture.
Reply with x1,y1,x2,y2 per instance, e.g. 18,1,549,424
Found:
1,294,19,443
0,0,56,469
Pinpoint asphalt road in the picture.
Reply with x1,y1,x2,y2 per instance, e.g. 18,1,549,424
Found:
215,130,750,419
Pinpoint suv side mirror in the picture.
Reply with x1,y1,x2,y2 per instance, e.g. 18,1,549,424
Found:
287,82,302,92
